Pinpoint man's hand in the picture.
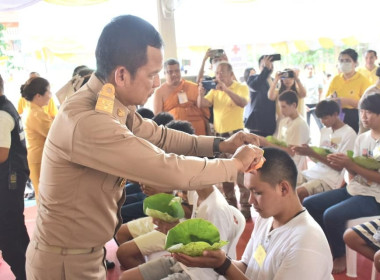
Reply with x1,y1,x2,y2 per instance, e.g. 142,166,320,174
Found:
326,153,353,169
232,144,264,173
292,144,313,156
219,131,260,154
262,55,273,70
173,249,226,268
152,218,179,234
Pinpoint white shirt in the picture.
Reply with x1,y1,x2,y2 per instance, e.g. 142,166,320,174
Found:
276,115,310,180
302,75,323,105
183,187,238,280
241,211,332,280
0,110,15,148
302,124,357,189
347,130,380,202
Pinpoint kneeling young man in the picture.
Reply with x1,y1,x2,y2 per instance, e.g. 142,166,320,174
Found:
172,148,333,279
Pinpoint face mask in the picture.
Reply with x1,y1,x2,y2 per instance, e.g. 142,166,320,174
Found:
339,62,353,74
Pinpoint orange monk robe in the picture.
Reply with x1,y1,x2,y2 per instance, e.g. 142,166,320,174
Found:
162,79,210,135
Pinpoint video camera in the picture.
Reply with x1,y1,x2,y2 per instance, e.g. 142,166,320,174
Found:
201,79,218,91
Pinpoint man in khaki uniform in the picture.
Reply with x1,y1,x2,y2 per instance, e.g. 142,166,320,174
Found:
25,15,262,280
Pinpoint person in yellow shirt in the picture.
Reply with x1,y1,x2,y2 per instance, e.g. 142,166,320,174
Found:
17,72,58,119
197,61,251,219
326,48,371,133
357,50,378,85
21,77,53,201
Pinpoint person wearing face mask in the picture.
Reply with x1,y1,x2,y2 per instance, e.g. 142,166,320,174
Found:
325,48,371,133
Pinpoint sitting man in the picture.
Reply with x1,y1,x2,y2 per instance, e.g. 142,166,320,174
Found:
124,147,333,279
292,99,357,202
344,218,380,273
153,58,210,135
198,61,250,218
259,91,310,184
116,121,244,276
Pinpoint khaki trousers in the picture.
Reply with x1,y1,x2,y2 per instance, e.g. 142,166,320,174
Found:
26,242,106,280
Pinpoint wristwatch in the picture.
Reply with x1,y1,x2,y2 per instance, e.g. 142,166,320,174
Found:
214,255,232,275
213,137,225,156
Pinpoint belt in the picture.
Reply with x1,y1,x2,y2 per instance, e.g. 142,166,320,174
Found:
33,241,103,255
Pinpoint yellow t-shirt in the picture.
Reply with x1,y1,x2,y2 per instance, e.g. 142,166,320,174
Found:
18,97,58,118
357,66,378,85
325,72,371,109
24,102,53,163
204,81,248,134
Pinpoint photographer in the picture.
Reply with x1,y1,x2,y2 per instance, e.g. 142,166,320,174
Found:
196,48,236,84
244,55,277,137
197,61,251,218
268,68,306,121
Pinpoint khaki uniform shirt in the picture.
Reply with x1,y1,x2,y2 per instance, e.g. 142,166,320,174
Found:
34,74,237,249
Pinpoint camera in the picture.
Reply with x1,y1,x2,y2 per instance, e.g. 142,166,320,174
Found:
209,49,225,58
201,80,218,91
269,54,281,62
280,70,295,78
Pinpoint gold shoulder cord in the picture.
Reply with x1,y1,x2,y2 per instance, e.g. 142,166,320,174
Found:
95,83,115,115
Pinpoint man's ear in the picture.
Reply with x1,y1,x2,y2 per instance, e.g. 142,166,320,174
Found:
278,180,291,196
114,66,131,87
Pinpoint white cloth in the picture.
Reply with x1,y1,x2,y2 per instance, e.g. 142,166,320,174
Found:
181,187,238,280
275,115,310,178
302,124,357,189
0,110,15,148
347,130,380,202
302,75,323,104
241,211,332,280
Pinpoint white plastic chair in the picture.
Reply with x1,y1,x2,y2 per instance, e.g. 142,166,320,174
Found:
345,215,380,279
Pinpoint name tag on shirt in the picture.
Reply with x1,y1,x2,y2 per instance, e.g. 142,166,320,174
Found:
254,244,267,268
178,91,188,104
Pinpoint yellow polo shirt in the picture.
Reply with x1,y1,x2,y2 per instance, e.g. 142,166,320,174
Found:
205,81,249,134
325,72,371,109
18,97,58,118
357,66,378,85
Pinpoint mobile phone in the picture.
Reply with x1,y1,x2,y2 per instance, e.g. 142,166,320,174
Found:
269,54,281,62
209,49,225,58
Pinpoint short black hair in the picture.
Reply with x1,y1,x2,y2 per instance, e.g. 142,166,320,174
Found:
278,90,298,107
340,48,358,62
72,65,89,77
164,58,180,71
153,112,174,126
21,77,50,101
259,147,298,190
315,100,340,118
366,50,377,57
166,120,194,135
360,93,380,114
243,67,255,83
136,107,154,119
95,15,163,80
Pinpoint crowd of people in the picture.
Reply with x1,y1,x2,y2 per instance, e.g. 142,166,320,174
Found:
0,13,379,280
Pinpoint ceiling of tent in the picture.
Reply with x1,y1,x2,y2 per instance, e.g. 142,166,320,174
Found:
1,0,379,64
